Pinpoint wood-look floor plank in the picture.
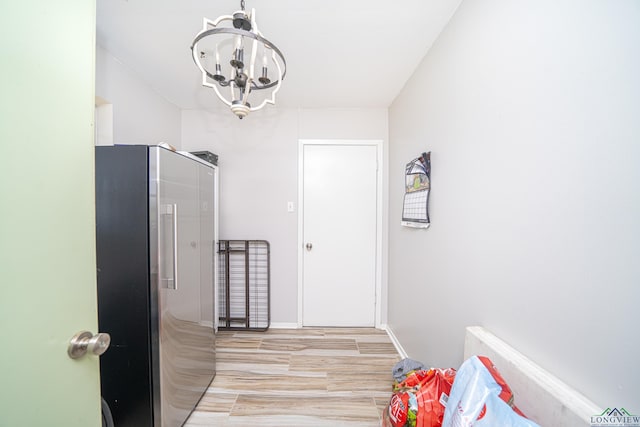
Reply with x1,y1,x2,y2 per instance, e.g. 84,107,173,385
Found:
208,371,329,394
226,415,382,427
230,395,379,419
215,351,291,374
289,354,397,374
215,335,262,351
191,392,238,413
357,341,399,355
259,337,359,354
327,373,394,394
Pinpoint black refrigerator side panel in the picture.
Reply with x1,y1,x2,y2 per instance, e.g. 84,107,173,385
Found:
95,145,154,427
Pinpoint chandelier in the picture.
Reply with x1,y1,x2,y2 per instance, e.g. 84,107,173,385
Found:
190,0,287,119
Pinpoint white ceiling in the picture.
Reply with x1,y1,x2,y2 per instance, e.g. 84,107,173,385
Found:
96,0,462,111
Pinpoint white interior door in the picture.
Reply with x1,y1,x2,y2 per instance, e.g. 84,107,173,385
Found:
0,1,102,426
301,143,379,327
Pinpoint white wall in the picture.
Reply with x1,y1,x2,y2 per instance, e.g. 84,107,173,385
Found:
95,45,181,148
388,0,640,411
181,107,388,325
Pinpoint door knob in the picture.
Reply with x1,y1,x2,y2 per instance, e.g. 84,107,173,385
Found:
68,331,111,359
306,243,313,251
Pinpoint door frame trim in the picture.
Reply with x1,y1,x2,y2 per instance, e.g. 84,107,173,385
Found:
297,139,384,328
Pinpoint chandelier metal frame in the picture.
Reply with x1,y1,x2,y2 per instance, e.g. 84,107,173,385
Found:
190,1,287,119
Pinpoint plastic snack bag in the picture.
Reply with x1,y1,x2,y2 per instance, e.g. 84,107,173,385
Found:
383,368,457,427
441,356,539,427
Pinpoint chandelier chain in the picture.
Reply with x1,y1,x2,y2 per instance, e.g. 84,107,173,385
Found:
240,0,245,11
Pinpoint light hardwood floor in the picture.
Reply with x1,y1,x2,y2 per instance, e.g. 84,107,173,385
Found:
185,328,400,426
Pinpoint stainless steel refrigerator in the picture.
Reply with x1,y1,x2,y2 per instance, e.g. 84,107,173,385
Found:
95,145,217,427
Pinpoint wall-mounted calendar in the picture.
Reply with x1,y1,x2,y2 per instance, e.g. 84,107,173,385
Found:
402,152,430,228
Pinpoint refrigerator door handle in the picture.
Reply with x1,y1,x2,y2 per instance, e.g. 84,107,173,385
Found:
161,203,179,290
170,203,178,290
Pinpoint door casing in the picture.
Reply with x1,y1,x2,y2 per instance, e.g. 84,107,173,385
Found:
297,139,384,328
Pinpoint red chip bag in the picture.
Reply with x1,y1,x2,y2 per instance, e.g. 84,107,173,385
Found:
383,368,457,427
387,392,410,426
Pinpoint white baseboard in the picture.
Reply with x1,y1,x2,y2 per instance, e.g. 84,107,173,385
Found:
381,324,408,359
269,322,300,329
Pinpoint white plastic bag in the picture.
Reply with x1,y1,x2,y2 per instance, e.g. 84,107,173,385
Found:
441,355,540,427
